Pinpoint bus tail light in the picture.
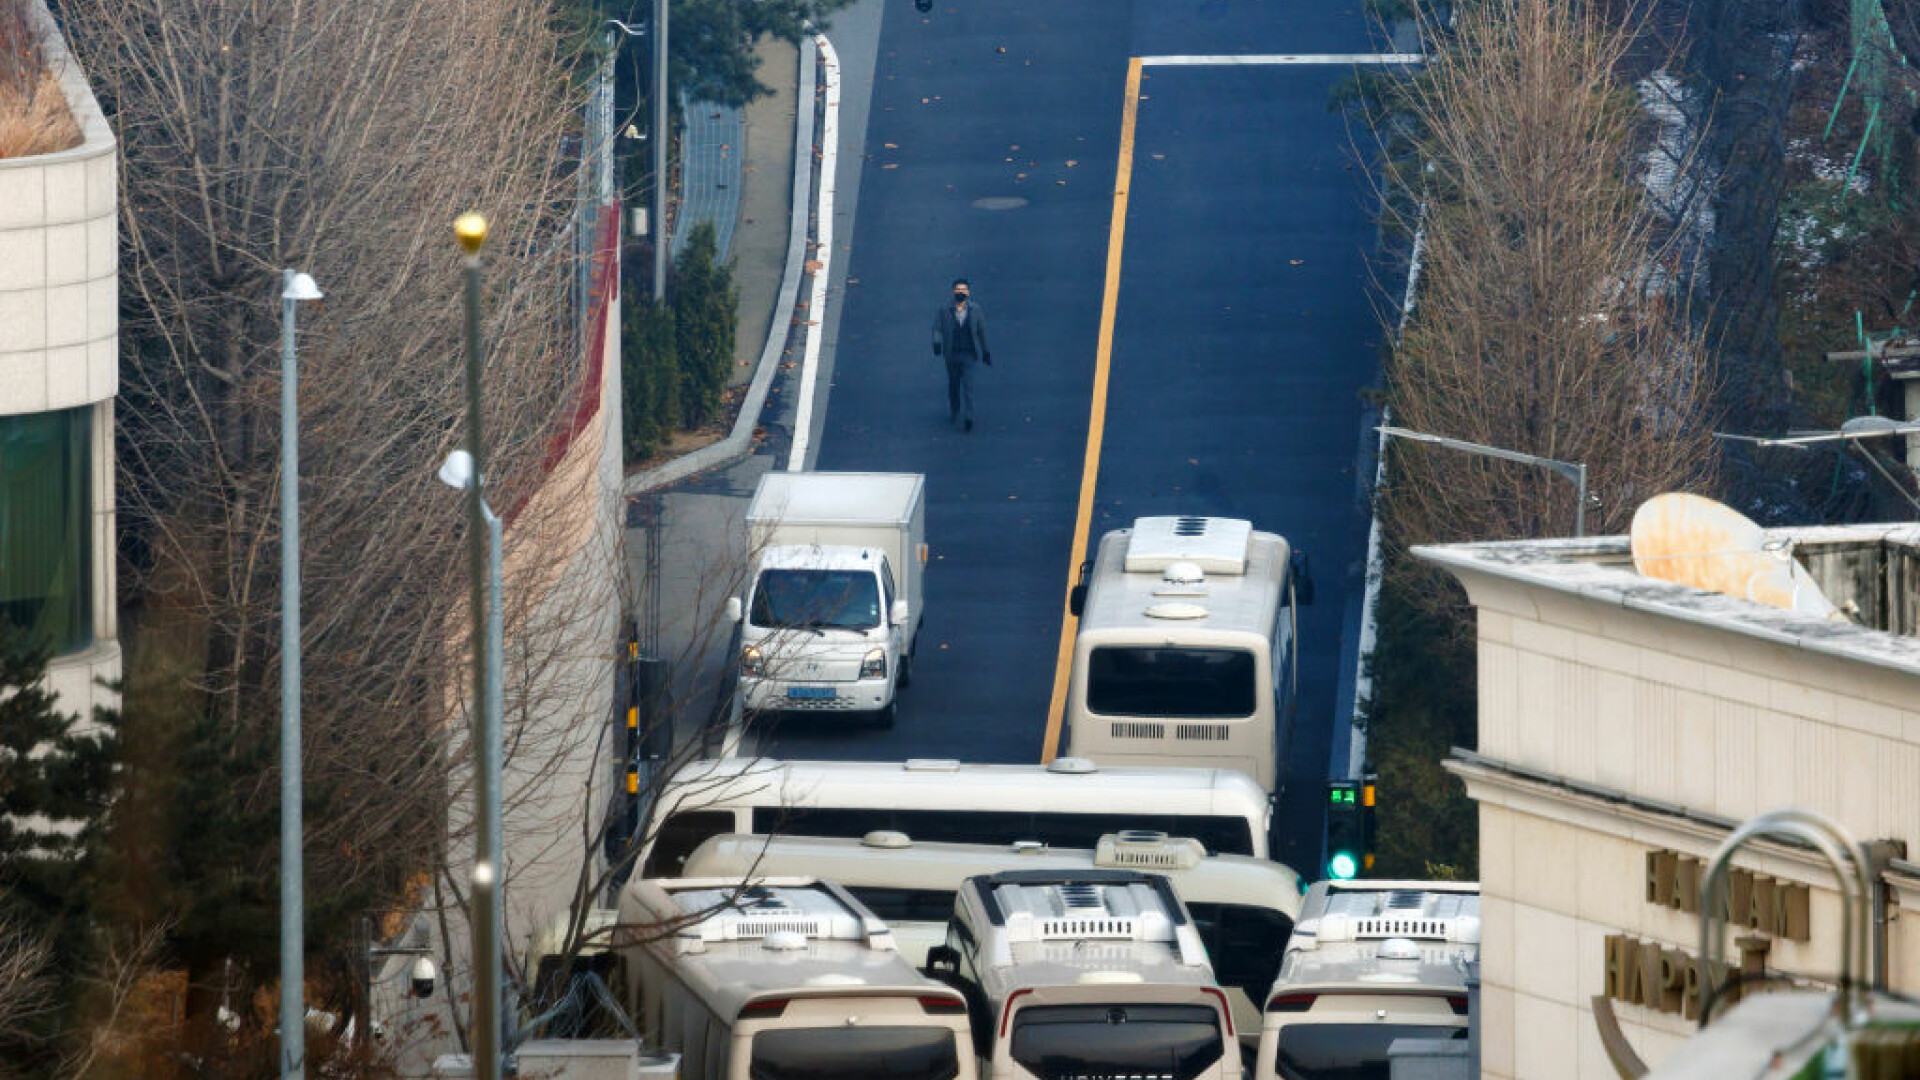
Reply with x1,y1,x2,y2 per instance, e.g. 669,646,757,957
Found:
1266,993,1317,1013
918,995,967,1015
738,997,788,1019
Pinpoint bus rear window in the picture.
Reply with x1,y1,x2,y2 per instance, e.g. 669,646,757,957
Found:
1011,1003,1225,1080
751,1025,960,1080
1273,1021,1465,1080
1087,647,1256,718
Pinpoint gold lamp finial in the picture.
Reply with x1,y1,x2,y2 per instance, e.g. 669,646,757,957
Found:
454,213,489,254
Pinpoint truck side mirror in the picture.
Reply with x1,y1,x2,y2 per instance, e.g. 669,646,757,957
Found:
1068,584,1088,617
1291,552,1315,606
724,597,742,623
890,599,909,625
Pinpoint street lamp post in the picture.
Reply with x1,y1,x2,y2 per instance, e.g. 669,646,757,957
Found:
452,214,506,1080
1377,424,1590,537
278,268,322,1080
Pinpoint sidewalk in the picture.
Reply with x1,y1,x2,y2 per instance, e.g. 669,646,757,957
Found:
623,37,807,753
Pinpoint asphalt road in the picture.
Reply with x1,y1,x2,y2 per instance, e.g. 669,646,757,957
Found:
751,0,1397,876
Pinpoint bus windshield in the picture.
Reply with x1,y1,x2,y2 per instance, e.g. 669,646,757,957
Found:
750,1025,960,1080
1011,1003,1224,1080
1086,646,1257,718
749,569,881,631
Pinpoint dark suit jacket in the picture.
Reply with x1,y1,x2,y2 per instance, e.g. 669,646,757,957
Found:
931,301,991,364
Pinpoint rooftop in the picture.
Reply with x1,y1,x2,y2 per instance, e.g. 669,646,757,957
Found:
1414,523,1920,678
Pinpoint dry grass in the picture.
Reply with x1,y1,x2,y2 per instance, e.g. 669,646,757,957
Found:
0,0,80,158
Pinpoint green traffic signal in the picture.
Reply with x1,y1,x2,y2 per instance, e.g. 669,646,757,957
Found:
1328,851,1359,880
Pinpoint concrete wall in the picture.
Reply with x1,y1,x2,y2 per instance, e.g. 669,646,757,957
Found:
1,0,120,718
1426,539,1920,1080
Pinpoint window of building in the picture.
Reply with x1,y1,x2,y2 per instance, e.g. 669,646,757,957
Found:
0,408,91,655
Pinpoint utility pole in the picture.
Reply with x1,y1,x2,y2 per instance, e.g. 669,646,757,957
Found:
652,0,669,303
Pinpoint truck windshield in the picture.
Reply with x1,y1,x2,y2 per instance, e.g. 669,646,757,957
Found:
750,569,881,630
1010,1003,1224,1080
1086,646,1257,718
750,1025,960,1080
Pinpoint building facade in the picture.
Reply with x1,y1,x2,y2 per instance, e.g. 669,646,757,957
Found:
1420,525,1920,1080
0,0,120,719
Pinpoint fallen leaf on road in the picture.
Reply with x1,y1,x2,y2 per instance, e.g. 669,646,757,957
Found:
1188,458,1199,465
921,97,930,104
885,142,899,149
1152,153,1166,160
882,163,899,169
1289,259,1304,265
996,45,1007,53
805,260,823,273
1010,144,1020,150
1056,179,1066,185
1066,160,1078,167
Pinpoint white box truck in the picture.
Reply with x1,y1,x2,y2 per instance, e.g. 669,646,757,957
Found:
724,472,926,727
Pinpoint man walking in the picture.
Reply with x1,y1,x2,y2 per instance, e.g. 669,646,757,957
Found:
931,277,991,432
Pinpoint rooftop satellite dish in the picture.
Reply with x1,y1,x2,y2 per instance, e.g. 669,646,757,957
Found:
1629,493,1839,619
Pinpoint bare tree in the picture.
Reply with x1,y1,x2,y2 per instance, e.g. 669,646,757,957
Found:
1378,0,1720,553
60,0,598,1042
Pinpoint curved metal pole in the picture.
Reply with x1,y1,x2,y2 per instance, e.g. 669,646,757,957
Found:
1697,808,1868,1027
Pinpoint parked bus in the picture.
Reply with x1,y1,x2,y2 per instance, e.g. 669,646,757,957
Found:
615,876,975,1080
926,868,1240,1080
681,829,1302,1045
1065,516,1311,792
1254,879,1480,1080
635,756,1273,878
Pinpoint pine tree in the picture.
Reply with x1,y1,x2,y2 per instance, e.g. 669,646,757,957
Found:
0,618,115,923
0,618,115,1075
670,221,737,428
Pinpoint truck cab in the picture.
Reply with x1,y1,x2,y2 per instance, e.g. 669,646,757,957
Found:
732,544,908,725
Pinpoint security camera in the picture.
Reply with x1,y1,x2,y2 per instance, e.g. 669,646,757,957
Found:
409,955,437,999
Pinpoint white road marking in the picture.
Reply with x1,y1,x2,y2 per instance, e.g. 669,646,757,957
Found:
1140,53,1423,66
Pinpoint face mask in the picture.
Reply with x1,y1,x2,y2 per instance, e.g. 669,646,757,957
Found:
953,292,968,304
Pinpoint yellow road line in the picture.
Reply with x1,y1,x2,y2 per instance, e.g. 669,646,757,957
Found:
1041,56,1143,763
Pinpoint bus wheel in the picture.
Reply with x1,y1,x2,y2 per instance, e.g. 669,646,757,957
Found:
871,700,897,729
897,651,913,689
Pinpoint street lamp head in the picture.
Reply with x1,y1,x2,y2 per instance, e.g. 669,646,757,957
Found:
282,272,323,302
454,213,489,254
437,449,476,491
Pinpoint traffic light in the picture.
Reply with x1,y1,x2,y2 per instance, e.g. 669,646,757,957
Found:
1326,780,1362,880
1361,774,1377,874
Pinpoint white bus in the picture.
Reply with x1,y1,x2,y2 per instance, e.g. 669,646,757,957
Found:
681,829,1303,1048
1065,516,1311,792
636,757,1273,878
1254,880,1480,1080
926,868,1240,1080
615,876,976,1080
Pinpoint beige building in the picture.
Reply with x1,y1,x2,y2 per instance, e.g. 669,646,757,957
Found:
1420,524,1920,1080
0,0,120,719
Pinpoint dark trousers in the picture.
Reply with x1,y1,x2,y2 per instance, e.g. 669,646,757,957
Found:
945,355,976,423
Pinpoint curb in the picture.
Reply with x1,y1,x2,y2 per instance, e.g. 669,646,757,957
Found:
622,40,821,497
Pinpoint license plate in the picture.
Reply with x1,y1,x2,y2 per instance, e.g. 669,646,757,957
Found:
787,686,836,701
